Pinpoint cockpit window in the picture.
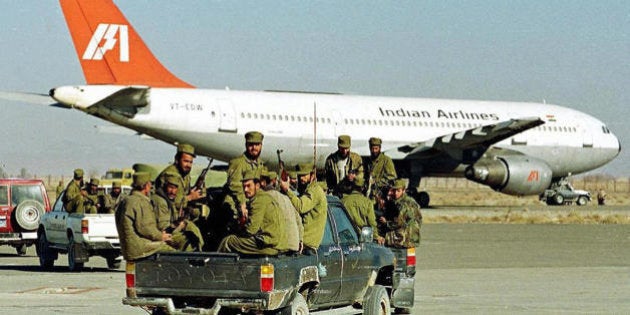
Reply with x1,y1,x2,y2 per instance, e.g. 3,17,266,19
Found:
602,126,611,134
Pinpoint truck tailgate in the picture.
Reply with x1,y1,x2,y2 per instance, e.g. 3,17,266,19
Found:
134,252,267,296
84,214,118,238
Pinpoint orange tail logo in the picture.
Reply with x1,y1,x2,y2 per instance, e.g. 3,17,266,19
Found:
60,0,193,88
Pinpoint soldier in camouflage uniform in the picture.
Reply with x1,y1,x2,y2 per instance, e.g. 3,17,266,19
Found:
103,181,124,214
218,170,287,255
280,163,328,253
324,135,364,196
115,172,175,261
378,179,422,248
83,178,102,214
261,170,303,253
365,137,397,198
152,173,204,251
155,144,202,211
224,131,265,224
341,177,383,244
63,168,85,214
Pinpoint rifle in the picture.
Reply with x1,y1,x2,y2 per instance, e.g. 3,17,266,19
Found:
193,158,214,192
276,149,289,181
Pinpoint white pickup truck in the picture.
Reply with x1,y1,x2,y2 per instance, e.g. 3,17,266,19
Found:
36,191,121,271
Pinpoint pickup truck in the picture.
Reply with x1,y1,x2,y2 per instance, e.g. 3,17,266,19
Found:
0,179,51,255
36,191,121,271
123,196,416,314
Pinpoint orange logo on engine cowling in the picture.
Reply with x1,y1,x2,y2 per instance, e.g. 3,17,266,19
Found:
527,170,539,182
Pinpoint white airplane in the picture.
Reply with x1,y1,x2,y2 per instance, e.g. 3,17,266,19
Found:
12,0,624,205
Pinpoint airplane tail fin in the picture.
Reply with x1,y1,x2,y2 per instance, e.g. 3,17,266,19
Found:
59,0,193,88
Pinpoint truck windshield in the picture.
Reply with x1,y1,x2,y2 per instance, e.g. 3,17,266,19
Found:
105,171,123,179
11,184,45,205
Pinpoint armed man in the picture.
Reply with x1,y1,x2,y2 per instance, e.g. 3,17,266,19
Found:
115,172,175,262
218,170,287,255
84,177,102,214
155,144,203,210
224,131,266,224
378,179,422,248
365,137,397,199
324,135,364,196
280,163,328,254
261,170,303,253
152,173,204,251
103,181,124,214
63,168,85,214
341,177,383,244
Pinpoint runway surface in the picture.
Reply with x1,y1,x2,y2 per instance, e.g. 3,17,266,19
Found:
0,221,628,314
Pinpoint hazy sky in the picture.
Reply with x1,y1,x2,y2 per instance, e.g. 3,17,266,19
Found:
1,1,628,177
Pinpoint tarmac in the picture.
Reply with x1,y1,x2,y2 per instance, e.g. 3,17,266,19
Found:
0,208,628,314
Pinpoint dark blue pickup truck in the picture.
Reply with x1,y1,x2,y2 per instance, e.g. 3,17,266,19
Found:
123,196,416,314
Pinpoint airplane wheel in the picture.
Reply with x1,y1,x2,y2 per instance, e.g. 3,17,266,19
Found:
417,191,430,208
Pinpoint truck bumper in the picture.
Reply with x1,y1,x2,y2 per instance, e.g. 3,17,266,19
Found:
0,232,37,245
124,289,292,314
123,297,220,315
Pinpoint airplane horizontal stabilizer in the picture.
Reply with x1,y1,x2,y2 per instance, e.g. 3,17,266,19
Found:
391,117,544,164
87,86,150,117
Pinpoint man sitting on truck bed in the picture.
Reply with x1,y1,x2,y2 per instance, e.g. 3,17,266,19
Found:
260,170,303,253
116,172,175,261
63,168,85,213
280,163,328,254
152,173,204,251
218,170,287,255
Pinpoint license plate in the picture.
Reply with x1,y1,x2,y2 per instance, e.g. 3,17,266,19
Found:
0,218,6,228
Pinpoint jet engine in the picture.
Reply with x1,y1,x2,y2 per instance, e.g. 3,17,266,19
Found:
465,155,552,196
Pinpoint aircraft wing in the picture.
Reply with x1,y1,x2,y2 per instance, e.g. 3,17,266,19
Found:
387,117,544,164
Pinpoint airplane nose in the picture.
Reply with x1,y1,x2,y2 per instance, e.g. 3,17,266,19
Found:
49,88,55,97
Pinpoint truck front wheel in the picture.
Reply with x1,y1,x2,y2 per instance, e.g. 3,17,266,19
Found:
37,232,56,270
67,237,84,272
363,285,391,315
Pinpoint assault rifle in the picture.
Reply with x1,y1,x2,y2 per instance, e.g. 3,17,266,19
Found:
193,158,214,192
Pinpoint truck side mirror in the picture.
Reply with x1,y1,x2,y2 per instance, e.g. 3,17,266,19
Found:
360,226,373,243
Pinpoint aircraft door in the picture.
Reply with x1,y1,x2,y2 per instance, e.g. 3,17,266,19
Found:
582,129,594,148
216,98,237,133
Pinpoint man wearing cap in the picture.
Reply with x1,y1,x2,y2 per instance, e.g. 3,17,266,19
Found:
156,143,202,210
365,137,397,198
84,178,103,214
341,177,383,244
152,173,204,251
324,135,364,195
378,179,422,248
225,131,265,223
63,168,85,214
280,163,328,253
116,172,175,261
218,170,287,255
261,170,303,253
103,181,124,214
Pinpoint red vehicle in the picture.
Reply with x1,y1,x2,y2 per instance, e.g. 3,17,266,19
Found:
0,179,51,255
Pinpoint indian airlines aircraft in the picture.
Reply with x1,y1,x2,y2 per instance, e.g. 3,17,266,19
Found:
38,0,621,204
